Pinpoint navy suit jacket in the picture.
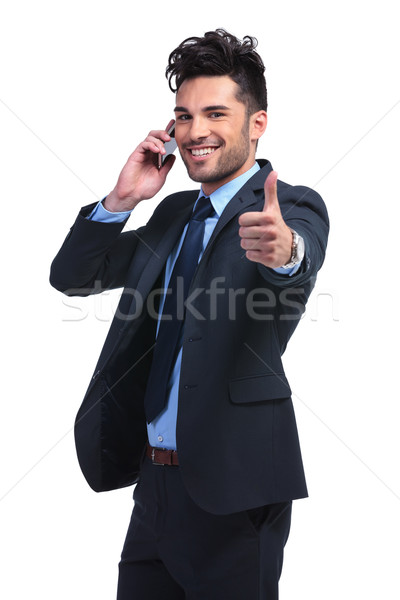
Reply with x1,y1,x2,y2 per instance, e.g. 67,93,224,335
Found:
50,160,329,515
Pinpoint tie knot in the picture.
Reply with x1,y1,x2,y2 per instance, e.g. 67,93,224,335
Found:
191,197,215,222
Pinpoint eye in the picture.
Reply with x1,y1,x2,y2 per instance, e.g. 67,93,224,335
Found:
176,114,191,121
209,112,224,118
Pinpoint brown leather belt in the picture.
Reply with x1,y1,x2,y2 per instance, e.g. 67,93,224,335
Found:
146,443,179,466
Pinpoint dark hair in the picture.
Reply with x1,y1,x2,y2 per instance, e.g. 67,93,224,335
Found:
166,29,267,115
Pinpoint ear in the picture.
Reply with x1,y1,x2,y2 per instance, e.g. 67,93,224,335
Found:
250,110,267,142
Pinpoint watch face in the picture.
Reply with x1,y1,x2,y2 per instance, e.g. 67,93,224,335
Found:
296,234,305,263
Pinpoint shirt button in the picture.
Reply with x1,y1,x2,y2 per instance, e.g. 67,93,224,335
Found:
157,435,164,443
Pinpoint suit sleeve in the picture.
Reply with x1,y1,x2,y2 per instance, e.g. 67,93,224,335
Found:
258,184,329,288
49,202,142,296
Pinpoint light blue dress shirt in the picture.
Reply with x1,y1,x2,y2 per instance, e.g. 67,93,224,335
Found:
88,163,301,449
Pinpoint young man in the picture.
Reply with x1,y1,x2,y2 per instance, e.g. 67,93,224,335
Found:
51,29,329,600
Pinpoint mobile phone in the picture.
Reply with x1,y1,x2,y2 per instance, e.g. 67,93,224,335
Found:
158,123,178,169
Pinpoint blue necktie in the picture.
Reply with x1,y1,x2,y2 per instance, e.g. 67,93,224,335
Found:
144,197,215,423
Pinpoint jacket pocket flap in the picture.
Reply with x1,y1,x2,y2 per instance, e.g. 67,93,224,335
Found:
229,373,291,404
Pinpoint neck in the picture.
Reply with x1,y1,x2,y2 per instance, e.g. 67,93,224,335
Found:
201,159,257,196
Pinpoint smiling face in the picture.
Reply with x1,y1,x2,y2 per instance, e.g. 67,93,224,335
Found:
174,76,267,195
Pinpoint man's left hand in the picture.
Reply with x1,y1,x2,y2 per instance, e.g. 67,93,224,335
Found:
238,171,293,268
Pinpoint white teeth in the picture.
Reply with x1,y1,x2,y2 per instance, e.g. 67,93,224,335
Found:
191,147,216,156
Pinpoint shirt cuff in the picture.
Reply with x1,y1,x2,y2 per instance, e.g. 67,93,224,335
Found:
87,199,132,223
273,261,302,276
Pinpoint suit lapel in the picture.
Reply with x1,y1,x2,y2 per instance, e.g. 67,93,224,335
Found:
202,159,272,259
125,193,198,312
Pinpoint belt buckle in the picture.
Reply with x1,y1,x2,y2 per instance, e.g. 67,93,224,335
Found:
151,447,164,466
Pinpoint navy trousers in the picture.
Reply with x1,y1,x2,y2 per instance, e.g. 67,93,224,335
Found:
117,456,292,599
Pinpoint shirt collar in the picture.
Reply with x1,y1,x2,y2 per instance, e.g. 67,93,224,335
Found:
197,162,260,218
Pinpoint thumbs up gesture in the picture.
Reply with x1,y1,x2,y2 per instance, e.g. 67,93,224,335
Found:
238,171,293,268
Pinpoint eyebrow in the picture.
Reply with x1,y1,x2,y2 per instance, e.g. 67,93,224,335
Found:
174,104,230,113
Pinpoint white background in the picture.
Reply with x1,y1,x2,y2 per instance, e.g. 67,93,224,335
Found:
1,1,399,598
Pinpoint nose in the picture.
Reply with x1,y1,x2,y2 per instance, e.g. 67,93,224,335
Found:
189,116,211,141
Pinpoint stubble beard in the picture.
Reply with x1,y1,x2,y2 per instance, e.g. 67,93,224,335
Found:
181,120,251,185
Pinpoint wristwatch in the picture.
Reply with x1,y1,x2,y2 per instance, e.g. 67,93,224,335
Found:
280,228,305,268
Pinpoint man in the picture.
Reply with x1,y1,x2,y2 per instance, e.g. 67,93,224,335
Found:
51,29,329,600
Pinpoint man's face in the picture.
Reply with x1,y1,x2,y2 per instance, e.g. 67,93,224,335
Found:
174,76,257,195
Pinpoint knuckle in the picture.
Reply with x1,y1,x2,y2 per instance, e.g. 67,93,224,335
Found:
246,251,257,262
261,226,276,241
264,214,276,225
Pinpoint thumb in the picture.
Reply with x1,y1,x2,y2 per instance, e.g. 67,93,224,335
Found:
263,170,280,213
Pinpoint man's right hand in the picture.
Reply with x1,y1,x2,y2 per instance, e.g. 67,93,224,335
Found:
103,120,176,212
